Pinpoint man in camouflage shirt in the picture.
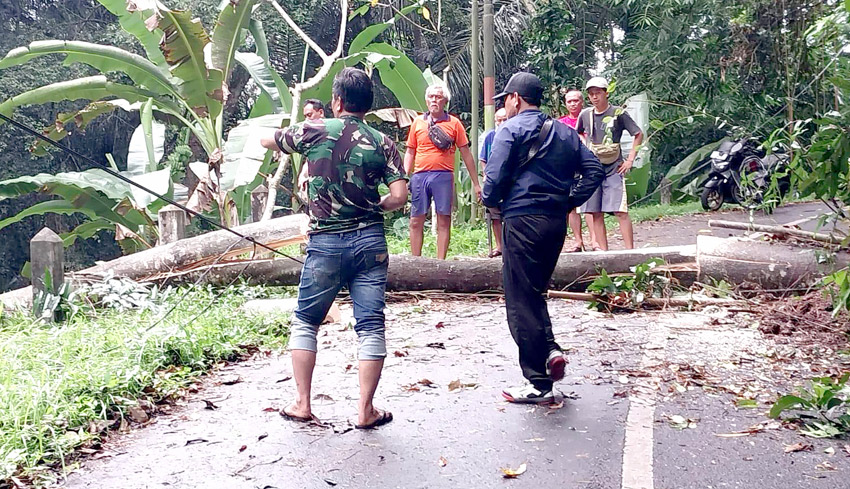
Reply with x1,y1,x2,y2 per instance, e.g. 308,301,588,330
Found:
261,68,408,430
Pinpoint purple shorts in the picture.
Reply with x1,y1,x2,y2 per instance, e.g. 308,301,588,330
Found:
410,170,454,217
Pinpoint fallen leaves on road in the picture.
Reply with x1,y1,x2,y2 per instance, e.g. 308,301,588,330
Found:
202,400,218,410
276,376,292,383
665,414,697,430
501,462,527,478
185,438,208,446
816,461,837,471
544,401,565,416
435,321,445,329
784,442,813,453
715,420,782,438
262,407,277,412
426,342,446,349
313,394,334,402
448,380,478,391
844,444,850,457
438,456,448,467
258,433,268,441
393,350,408,357
524,438,545,442
239,445,247,452
419,379,435,387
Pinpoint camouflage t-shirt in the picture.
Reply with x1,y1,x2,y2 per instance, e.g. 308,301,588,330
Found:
274,115,407,234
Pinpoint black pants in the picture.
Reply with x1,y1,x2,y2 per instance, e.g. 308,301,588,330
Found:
502,214,567,391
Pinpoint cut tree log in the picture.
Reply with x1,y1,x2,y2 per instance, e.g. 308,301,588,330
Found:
150,246,697,293
708,219,845,245
0,214,309,309
696,235,850,290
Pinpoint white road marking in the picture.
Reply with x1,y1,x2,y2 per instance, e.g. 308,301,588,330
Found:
621,323,668,489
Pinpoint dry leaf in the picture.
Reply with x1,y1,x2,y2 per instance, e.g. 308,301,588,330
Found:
419,379,434,387
666,414,697,429
258,433,268,441
313,394,334,402
426,342,446,349
784,442,813,453
221,375,242,385
501,462,527,478
239,445,247,452
448,380,462,391
438,456,448,467
202,400,218,410
816,461,837,471
402,384,421,392
262,407,277,412
824,447,835,456
393,350,409,357
843,444,850,457
435,321,445,329
276,376,292,383
524,438,545,442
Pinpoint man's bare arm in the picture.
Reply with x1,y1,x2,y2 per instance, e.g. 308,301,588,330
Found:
459,144,482,199
403,148,415,176
380,179,409,212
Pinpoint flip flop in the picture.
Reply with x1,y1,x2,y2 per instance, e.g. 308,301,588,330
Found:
564,243,583,253
280,406,315,423
488,249,502,258
355,410,393,430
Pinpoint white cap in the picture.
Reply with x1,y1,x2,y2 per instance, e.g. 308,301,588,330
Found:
585,76,609,91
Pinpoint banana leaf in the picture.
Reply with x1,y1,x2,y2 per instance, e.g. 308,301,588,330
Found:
151,5,224,118
0,40,176,96
363,43,427,112
96,0,167,68
0,76,183,120
211,0,257,83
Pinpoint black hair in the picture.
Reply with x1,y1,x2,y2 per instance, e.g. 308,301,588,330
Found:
519,94,542,107
303,98,325,113
332,67,373,113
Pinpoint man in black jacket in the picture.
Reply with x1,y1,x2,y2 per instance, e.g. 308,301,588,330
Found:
482,72,604,404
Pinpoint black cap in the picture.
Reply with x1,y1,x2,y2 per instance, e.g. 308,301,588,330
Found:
493,72,544,102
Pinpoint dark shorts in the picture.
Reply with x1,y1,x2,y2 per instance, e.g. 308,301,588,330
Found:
410,170,454,217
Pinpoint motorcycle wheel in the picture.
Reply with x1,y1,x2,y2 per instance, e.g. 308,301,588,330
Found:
700,187,724,211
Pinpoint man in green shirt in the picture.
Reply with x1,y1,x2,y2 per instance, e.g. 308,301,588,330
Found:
261,68,408,429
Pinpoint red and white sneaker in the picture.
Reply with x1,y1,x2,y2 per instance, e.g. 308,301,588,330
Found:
546,350,567,382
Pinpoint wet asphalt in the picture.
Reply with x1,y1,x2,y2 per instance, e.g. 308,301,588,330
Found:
62,297,849,489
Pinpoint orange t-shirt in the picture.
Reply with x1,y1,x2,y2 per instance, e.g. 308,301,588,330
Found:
405,113,470,173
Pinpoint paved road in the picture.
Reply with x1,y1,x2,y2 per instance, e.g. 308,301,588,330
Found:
62,202,849,488
606,201,834,249
64,296,848,489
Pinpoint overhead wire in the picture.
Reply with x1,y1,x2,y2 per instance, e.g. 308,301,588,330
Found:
0,112,304,265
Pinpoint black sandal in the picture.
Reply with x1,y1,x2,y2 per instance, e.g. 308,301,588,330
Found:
355,410,393,430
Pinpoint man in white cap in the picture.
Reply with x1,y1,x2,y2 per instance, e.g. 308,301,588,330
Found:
576,76,643,250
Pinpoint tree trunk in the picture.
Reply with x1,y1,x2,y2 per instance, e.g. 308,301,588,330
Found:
152,245,697,292
696,235,850,290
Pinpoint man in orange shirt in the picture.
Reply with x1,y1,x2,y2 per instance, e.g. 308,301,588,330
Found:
405,84,481,259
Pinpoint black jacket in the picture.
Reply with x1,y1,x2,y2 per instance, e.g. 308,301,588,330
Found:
481,109,604,218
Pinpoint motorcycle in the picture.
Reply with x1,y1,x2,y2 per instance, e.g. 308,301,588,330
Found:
699,139,791,211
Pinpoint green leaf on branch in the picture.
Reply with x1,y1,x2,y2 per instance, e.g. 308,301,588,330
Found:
649,119,665,131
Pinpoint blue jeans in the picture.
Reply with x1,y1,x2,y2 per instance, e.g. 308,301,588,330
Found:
291,224,389,360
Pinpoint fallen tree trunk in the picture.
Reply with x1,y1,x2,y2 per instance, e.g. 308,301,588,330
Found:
0,214,308,309
697,235,850,290
708,219,845,245
155,245,697,293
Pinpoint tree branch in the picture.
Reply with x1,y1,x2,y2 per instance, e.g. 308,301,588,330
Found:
264,0,330,61
261,0,349,221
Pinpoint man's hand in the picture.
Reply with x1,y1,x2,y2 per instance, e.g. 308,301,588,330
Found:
474,183,482,202
617,158,633,175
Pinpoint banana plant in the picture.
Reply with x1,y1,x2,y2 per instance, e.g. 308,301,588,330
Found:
0,0,282,228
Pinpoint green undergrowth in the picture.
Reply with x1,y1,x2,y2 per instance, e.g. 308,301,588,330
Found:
0,284,292,485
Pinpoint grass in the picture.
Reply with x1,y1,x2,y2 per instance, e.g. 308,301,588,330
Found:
384,200,704,258
0,284,291,485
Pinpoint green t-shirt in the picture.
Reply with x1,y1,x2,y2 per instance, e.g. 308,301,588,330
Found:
275,115,407,234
